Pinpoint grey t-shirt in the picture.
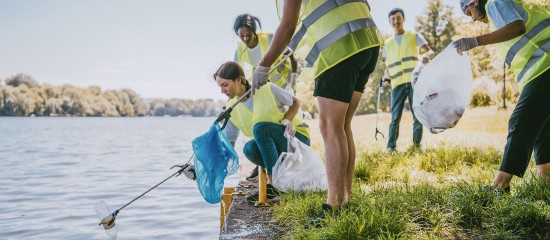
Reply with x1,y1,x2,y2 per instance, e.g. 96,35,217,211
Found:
223,84,294,142
486,0,527,30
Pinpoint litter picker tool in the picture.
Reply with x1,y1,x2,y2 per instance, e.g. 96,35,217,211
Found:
96,48,294,237
375,78,389,140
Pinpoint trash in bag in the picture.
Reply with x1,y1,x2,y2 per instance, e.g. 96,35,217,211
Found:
192,124,239,204
412,44,473,134
272,136,327,192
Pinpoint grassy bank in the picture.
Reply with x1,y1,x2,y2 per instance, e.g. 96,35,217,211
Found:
272,107,550,239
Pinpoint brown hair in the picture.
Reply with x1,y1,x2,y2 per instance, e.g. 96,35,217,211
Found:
213,61,251,96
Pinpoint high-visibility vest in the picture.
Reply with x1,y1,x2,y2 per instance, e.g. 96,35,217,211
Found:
286,0,382,79
384,31,419,89
235,32,292,88
487,0,550,90
226,83,310,139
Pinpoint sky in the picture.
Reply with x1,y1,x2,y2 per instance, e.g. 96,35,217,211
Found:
0,0,462,100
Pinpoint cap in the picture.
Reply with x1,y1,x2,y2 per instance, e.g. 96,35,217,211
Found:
460,0,475,13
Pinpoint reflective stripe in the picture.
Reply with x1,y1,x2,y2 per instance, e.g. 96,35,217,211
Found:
390,67,414,79
403,56,418,62
304,18,376,66
387,56,418,68
506,18,550,65
517,40,550,81
288,0,368,50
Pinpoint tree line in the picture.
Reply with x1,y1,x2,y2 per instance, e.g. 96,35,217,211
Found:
0,73,225,117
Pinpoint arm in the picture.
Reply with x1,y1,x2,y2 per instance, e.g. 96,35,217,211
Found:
283,97,300,122
258,0,302,68
290,54,298,73
477,20,526,46
420,44,435,59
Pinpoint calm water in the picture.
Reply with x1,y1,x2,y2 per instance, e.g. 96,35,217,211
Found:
0,117,240,240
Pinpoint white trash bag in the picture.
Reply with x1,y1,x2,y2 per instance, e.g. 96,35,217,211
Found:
272,136,327,192
412,44,473,134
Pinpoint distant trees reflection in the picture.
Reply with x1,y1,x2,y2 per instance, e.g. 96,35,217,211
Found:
0,73,224,117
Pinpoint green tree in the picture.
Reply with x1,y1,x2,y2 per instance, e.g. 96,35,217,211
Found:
415,0,458,53
4,73,39,88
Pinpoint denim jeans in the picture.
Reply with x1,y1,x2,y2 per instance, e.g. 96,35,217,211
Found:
387,82,423,149
243,122,310,175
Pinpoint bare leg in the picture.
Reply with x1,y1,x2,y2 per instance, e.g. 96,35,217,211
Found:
491,171,513,190
318,96,349,209
343,92,362,204
537,162,550,178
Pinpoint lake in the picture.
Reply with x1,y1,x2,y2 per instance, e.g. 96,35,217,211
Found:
0,117,241,239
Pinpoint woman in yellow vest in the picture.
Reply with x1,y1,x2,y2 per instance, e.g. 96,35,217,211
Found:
455,0,550,192
250,0,382,225
233,14,298,91
214,61,310,203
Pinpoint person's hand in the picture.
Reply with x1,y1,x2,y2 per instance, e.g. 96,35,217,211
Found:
183,164,196,180
421,53,430,64
452,37,479,52
251,65,270,94
281,119,296,138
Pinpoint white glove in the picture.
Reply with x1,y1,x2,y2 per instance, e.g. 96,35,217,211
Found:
183,164,196,180
452,37,479,52
251,65,270,94
421,53,430,64
281,119,296,138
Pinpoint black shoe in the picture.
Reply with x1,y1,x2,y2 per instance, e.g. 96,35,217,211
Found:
246,167,259,181
310,203,333,228
246,184,281,203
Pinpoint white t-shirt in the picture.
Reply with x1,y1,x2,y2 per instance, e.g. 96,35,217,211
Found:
381,32,429,58
223,84,294,142
246,43,263,67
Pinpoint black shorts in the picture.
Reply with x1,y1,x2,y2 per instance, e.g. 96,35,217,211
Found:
314,47,380,103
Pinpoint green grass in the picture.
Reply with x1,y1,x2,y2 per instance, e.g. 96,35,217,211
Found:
272,146,550,240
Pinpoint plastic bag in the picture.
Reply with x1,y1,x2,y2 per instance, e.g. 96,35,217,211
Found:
192,124,239,204
272,136,327,192
412,44,473,134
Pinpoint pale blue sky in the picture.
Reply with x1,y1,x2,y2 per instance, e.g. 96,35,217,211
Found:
0,0,461,100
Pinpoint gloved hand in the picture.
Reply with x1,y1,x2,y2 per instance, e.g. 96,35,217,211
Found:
421,53,430,64
251,65,270,94
281,119,296,138
452,37,479,52
183,164,196,180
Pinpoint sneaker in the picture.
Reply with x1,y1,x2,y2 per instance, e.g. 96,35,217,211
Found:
310,203,333,228
386,148,396,154
246,167,259,181
246,184,281,203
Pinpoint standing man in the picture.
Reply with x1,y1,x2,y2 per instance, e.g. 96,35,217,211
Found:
383,8,435,152
250,0,382,226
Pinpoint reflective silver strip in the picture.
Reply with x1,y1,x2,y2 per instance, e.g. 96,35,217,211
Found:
389,68,414,79
305,18,376,66
505,18,550,65
387,56,418,69
517,40,550,81
288,0,368,50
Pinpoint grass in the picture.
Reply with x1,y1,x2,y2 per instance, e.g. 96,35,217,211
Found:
271,107,550,239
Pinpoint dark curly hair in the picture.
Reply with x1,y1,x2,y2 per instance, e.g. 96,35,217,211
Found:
233,14,262,36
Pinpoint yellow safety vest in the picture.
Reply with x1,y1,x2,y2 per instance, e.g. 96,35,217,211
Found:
226,83,310,139
487,0,550,90
235,32,292,88
384,31,419,89
286,0,382,79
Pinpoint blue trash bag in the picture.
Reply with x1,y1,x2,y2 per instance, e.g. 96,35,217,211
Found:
192,123,239,204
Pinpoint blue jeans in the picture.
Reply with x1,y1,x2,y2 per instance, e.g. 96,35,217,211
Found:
243,122,310,175
387,82,422,149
